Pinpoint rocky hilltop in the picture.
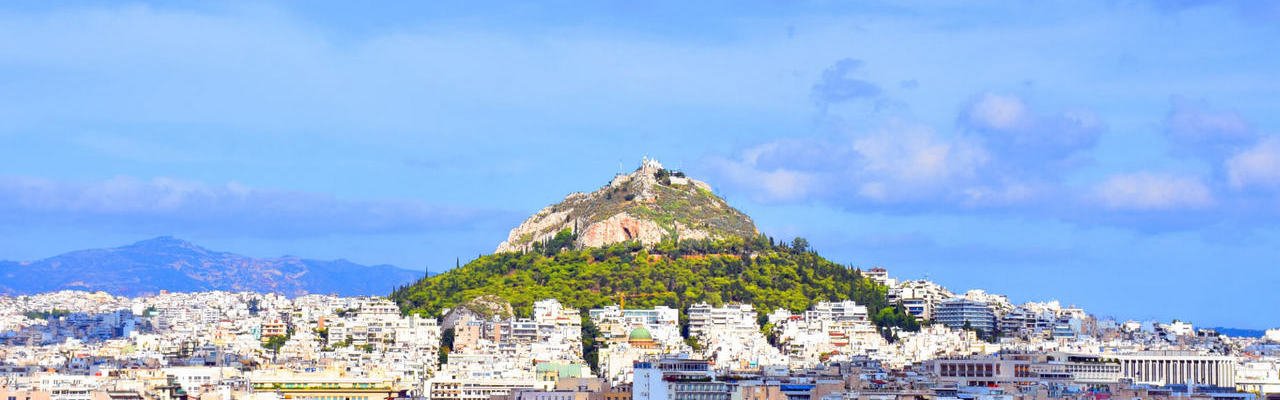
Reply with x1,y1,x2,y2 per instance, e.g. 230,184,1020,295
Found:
496,158,758,252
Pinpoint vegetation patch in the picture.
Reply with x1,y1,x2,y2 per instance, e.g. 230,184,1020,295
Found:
391,236,918,335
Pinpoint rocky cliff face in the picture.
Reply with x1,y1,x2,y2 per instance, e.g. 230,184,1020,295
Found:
495,158,758,252
440,294,514,330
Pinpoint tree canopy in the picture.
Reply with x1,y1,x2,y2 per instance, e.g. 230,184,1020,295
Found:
391,236,917,332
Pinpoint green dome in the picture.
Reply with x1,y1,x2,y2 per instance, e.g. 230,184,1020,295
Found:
628,327,653,341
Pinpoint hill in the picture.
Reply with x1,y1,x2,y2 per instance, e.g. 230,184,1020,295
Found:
0,236,422,297
495,158,758,253
392,236,919,333
394,158,918,335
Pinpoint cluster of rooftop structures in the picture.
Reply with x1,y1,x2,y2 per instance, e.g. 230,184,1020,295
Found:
3,268,1280,400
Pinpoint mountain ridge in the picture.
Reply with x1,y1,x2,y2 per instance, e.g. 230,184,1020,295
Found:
0,237,421,297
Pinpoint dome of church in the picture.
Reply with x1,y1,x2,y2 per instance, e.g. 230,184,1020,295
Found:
628,327,653,341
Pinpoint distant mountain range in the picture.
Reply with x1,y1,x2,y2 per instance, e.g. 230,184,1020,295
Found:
1208,327,1267,338
0,237,423,297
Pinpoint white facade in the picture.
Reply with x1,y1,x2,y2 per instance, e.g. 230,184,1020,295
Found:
1112,351,1236,387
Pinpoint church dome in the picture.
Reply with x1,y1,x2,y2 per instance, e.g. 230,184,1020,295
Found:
628,327,653,341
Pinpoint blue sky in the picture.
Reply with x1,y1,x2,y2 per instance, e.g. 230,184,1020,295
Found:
1,1,1278,328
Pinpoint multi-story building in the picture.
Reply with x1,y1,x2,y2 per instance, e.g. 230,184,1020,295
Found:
769,301,882,369
260,320,288,338
248,369,398,400
1111,351,1237,387
427,378,543,400
890,280,953,322
685,303,786,371
933,299,996,337
924,353,1122,387
804,300,868,323
999,308,1053,339
35,374,102,400
1235,360,1280,396
587,306,680,344
960,290,1012,318
632,358,729,400
499,388,592,400
861,267,895,288
686,303,758,339
439,299,587,392
1050,316,1082,339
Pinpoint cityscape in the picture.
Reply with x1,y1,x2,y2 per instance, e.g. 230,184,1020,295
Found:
4,160,1280,400
3,1,1279,400
3,269,1280,400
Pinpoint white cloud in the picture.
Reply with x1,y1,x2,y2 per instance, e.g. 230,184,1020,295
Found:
1226,137,1280,190
1162,98,1260,164
706,122,1002,207
706,144,817,203
960,183,1039,207
706,92,1107,211
964,93,1030,131
0,176,501,236
1092,172,1214,211
958,93,1102,174
849,124,990,202
1166,98,1255,147
811,58,882,109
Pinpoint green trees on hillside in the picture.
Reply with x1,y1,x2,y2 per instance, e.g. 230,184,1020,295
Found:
391,236,919,334
581,315,602,373
262,333,290,362
531,228,577,256
873,303,921,341
23,309,71,320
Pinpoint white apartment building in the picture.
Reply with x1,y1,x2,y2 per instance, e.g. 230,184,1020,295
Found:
770,301,882,369
685,303,758,339
804,300,869,323
890,280,953,322
426,378,544,400
862,267,896,288
632,358,728,400
1236,360,1280,395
